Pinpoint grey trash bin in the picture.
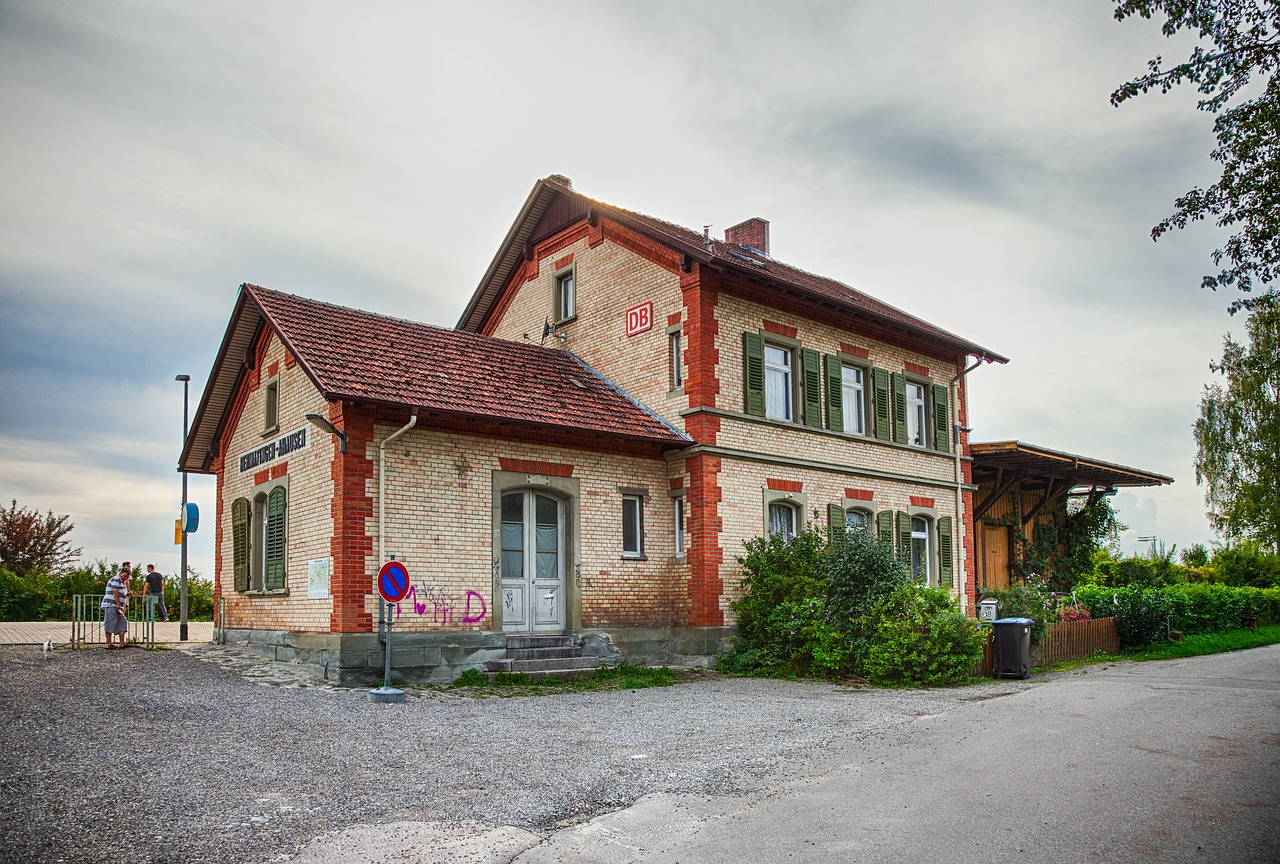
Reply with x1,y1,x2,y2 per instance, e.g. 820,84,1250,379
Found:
991,617,1033,679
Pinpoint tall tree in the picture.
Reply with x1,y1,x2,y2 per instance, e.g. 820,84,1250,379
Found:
1111,1,1280,313
1194,294,1280,550
0,499,82,577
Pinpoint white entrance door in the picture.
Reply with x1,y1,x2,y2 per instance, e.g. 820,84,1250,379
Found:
499,490,566,633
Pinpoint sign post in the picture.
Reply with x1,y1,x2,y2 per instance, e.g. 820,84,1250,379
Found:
369,559,410,704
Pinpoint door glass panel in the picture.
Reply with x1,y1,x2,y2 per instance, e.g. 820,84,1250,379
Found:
534,494,559,581
501,493,524,579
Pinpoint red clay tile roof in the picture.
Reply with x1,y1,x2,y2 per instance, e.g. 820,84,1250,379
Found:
458,177,1006,363
248,284,690,446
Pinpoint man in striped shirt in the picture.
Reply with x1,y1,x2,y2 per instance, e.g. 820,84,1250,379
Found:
101,562,130,649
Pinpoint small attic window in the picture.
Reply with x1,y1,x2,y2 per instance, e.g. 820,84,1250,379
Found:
554,266,576,323
263,378,279,433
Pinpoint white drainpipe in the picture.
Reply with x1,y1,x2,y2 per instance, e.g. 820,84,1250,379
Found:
951,357,984,612
377,411,418,640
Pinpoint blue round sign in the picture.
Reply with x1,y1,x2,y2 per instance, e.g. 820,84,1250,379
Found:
378,561,410,603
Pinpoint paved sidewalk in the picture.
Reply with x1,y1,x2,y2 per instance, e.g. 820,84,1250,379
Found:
0,620,214,645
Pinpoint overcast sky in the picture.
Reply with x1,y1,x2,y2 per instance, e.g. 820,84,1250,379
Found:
0,1,1243,580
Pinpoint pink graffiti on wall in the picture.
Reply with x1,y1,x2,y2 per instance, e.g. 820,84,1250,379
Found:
395,583,487,626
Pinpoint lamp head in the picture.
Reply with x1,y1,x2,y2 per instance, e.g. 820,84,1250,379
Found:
175,374,191,382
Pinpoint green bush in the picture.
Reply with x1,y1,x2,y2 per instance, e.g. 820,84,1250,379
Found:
1074,586,1172,649
0,560,214,622
862,584,986,687
1207,542,1280,588
977,578,1053,643
826,527,911,631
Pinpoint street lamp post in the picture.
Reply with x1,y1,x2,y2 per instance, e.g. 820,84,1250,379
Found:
176,374,191,642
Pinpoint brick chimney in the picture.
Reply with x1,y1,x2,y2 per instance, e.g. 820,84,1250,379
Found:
724,218,769,254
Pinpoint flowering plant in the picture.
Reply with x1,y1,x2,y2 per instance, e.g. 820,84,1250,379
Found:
1058,603,1091,623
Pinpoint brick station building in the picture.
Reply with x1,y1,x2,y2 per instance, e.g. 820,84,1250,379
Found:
180,175,1012,684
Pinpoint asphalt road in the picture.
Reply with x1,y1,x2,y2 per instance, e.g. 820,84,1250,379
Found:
512,647,1280,864
294,646,1280,864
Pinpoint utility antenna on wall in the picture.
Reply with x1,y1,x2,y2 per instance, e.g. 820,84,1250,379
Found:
541,317,567,345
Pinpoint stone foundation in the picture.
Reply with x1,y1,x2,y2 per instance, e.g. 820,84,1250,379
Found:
216,625,737,686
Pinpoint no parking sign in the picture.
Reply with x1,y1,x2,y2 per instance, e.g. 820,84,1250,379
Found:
378,560,410,604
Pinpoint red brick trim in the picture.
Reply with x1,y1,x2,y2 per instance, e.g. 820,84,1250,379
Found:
910,495,936,508
763,320,798,339
766,478,803,493
270,462,288,480
681,264,720,444
498,458,574,477
687,454,724,626
905,361,930,377
253,469,270,486
283,350,297,369
845,488,874,501
603,219,682,274
669,477,684,490
667,311,682,327
330,403,375,634
839,342,870,359
267,361,280,378
553,253,574,271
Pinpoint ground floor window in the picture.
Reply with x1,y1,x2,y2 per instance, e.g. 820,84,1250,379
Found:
911,516,931,584
231,480,287,592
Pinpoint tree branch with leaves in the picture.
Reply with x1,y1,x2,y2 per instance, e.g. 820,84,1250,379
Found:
1112,1,1280,312
0,499,82,578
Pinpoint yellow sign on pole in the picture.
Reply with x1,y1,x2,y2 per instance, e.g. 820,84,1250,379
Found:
174,518,183,546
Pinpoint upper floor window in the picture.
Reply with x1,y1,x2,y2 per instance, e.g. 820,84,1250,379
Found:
670,331,683,390
554,268,575,322
764,344,793,421
841,364,865,435
263,378,279,433
906,382,926,448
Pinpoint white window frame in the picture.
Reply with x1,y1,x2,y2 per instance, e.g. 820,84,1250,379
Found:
911,515,932,584
621,493,645,559
554,266,576,323
670,330,684,391
672,494,686,557
263,376,280,434
764,344,793,422
906,381,927,448
841,363,866,435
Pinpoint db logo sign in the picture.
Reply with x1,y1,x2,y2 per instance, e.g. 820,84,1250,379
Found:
625,302,653,337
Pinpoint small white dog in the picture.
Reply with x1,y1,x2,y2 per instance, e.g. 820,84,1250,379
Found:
42,640,51,659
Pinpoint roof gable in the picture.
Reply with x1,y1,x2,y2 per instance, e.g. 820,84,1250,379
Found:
179,284,689,472
457,176,1007,363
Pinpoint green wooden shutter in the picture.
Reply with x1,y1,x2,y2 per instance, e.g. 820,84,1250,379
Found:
802,348,822,428
891,373,908,445
828,503,846,550
897,511,912,562
264,486,287,591
938,516,954,588
872,368,891,441
232,498,250,593
824,355,843,432
743,332,765,416
932,383,950,453
877,510,894,544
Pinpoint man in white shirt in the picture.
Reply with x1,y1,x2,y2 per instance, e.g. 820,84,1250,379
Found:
101,562,130,650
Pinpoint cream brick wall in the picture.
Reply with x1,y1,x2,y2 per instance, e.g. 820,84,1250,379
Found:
714,457,960,622
363,426,689,632
487,232,687,431
218,333,336,633
715,292,965,417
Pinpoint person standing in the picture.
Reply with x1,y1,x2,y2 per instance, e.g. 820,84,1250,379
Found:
102,562,130,649
144,564,168,622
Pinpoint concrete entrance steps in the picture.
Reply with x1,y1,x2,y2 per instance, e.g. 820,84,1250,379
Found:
484,635,604,680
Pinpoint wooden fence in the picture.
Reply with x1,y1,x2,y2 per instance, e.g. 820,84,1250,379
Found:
975,617,1120,677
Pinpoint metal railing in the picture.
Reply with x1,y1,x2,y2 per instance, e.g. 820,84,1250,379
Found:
71,595,157,648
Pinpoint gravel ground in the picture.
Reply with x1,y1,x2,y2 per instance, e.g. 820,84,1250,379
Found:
0,643,1035,864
